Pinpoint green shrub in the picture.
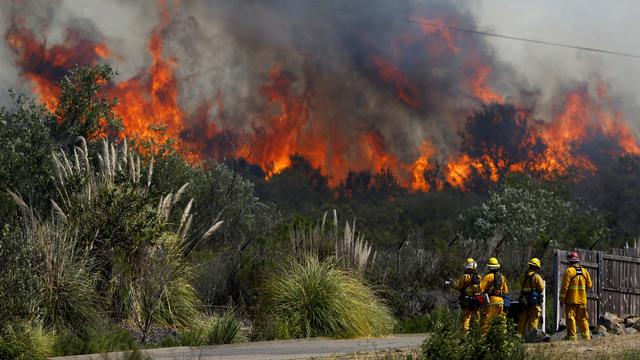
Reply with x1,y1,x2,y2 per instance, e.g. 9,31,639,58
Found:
257,256,395,339
0,321,54,360
0,225,40,324
208,310,247,345
395,307,460,334
52,324,137,356
178,311,247,346
422,317,524,360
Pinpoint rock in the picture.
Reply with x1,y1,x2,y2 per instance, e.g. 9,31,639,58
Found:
597,325,609,336
625,316,640,327
550,330,567,342
612,324,626,335
625,327,638,335
633,321,640,331
599,312,624,331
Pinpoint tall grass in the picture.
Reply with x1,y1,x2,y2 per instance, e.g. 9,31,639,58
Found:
178,310,247,346
290,210,375,275
257,256,394,339
0,321,54,360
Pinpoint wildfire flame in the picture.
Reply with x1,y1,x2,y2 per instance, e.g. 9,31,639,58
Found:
5,7,640,193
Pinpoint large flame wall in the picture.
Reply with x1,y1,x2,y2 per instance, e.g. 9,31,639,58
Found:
2,0,639,191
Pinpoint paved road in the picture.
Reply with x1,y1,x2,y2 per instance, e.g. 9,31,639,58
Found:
52,334,428,360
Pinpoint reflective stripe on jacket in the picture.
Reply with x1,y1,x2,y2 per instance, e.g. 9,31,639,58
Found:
560,265,592,304
480,272,509,305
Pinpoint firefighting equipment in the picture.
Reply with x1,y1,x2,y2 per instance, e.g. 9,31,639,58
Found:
480,269,508,333
518,269,545,336
455,269,483,331
560,265,592,305
561,264,592,341
527,257,541,268
487,257,500,269
565,304,591,340
567,251,580,263
464,258,478,270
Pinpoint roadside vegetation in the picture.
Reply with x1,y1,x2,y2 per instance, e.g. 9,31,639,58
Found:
1,64,639,358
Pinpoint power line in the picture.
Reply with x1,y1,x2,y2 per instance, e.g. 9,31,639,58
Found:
312,3,640,60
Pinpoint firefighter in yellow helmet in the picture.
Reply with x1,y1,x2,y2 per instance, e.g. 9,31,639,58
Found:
454,258,483,332
517,258,544,338
480,257,509,333
560,251,592,341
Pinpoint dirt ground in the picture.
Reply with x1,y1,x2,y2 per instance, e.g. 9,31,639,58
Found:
526,333,640,359
317,334,640,360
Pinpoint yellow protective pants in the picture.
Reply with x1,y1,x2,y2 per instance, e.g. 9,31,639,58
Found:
518,305,541,336
461,307,480,332
565,304,591,340
480,304,504,334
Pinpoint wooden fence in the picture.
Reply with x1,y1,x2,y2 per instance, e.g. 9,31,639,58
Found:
553,248,640,330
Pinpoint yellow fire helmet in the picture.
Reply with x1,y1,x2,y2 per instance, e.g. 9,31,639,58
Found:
487,257,500,269
528,257,541,268
464,258,477,270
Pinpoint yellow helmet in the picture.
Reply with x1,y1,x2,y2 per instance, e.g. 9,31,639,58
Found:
528,257,541,268
464,258,477,270
487,257,500,269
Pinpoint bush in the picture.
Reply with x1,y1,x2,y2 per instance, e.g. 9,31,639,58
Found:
422,317,524,360
0,321,54,360
207,310,247,345
0,225,40,324
52,324,137,356
257,256,395,339
178,310,247,346
395,307,460,334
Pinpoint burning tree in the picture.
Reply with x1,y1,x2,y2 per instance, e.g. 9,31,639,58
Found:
459,103,546,186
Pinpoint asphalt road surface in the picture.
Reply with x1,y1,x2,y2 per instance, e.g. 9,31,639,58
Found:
51,334,428,360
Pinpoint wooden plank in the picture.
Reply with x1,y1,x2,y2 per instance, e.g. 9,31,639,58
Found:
602,287,640,296
597,252,603,323
601,253,640,264
559,260,599,268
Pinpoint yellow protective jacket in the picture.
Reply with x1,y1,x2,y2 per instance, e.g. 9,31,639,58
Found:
480,271,509,305
560,265,592,304
455,271,483,296
520,271,544,294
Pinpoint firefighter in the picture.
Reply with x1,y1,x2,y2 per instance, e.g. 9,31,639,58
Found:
480,257,509,333
560,251,592,341
517,257,544,338
454,258,483,332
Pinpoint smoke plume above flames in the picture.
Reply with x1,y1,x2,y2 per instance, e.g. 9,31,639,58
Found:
1,0,639,191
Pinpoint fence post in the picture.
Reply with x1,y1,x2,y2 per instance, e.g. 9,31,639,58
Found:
597,252,602,323
541,279,546,333
553,250,559,332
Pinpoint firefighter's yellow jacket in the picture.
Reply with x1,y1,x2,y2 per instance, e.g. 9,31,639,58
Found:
560,265,592,305
480,272,508,305
520,271,544,294
455,272,482,296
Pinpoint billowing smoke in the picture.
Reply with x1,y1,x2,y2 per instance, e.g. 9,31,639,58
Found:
1,0,638,190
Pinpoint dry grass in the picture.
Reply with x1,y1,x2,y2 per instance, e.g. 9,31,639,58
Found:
526,334,640,359
290,210,375,275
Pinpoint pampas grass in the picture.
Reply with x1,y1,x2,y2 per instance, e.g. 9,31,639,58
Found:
257,256,394,339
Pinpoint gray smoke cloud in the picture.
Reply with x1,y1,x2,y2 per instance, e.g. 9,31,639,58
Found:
1,0,638,176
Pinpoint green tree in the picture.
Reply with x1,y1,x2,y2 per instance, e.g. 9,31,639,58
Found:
455,175,609,275
52,64,121,148
0,92,55,223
